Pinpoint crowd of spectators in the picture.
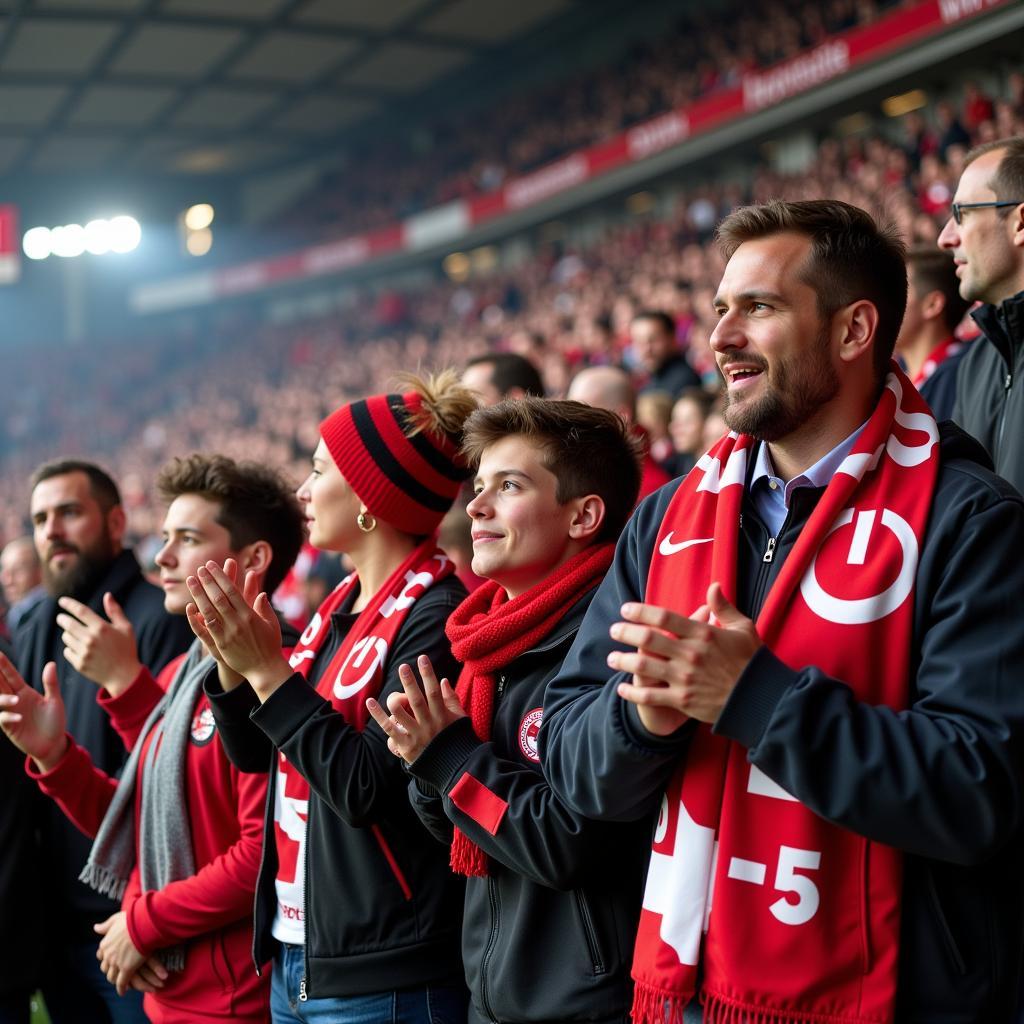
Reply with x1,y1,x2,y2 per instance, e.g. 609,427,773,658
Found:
278,0,904,240
1,73,1022,613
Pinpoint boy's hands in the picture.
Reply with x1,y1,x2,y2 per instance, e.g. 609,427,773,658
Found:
366,655,466,764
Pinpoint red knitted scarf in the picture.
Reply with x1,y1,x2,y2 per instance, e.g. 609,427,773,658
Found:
632,365,940,1024
445,542,615,876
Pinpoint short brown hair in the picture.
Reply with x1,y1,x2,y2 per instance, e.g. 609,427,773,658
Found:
716,199,907,384
156,453,304,595
906,246,971,332
30,459,120,511
964,136,1024,204
461,397,643,543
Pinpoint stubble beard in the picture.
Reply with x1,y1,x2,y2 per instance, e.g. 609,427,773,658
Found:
723,327,840,442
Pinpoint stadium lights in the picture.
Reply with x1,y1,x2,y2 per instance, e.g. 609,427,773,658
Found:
22,216,142,260
882,89,928,118
182,203,215,256
184,203,214,231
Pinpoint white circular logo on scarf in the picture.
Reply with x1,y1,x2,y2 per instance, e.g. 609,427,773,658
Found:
800,507,918,625
190,706,216,746
518,707,543,763
334,636,389,700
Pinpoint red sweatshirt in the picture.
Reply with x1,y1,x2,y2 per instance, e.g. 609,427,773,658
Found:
29,656,270,1024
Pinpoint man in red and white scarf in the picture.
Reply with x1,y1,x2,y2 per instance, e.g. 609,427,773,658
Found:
541,199,1024,1024
894,245,972,421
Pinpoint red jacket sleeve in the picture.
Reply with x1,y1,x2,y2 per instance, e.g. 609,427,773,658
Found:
28,737,118,839
98,657,184,752
125,763,268,954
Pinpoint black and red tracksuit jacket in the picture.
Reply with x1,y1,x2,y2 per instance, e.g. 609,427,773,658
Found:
205,578,467,1000
407,594,651,1024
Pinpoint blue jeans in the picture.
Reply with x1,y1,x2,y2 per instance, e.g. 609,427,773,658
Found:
270,943,467,1024
42,940,147,1024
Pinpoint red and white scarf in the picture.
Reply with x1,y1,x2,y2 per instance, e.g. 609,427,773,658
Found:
446,543,615,877
273,540,455,914
632,365,940,1024
911,335,963,388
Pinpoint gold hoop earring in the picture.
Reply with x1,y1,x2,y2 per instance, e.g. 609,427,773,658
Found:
357,511,377,533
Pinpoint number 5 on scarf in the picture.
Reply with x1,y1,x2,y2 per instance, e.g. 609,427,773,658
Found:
727,845,821,926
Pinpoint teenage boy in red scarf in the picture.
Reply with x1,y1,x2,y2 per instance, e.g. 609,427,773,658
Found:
368,398,650,1024
0,454,305,1024
542,200,1024,1024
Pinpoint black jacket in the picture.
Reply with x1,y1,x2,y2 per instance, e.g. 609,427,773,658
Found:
206,577,467,1000
14,549,193,940
953,289,1024,493
541,425,1024,1024
0,635,43,996
641,352,701,400
407,594,647,1024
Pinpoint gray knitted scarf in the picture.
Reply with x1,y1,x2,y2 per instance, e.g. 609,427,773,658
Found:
80,638,213,971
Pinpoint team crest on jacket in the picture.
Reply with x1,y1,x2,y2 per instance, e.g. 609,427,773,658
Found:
190,706,216,746
518,707,543,763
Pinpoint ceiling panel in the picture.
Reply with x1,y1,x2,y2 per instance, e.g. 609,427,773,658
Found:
109,24,243,77
68,85,177,126
271,94,378,135
226,31,357,83
293,0,428,30
0,85,70,126
0,136,30,173
2,18,121,73
32,135,122,171
161,0,286,18
418,0,572,42
171,138,291,173
340,42,469,91
173,86,278,128
32,0,140,10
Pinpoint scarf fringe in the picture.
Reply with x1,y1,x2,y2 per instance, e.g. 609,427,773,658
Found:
631,983,689,1024
158,945,186,973
78,863,127,902
450,828,489,877
702,990,876,1024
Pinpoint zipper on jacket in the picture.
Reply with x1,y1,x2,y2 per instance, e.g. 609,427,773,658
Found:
573,889,606,975
750,509,793,618
996,369,1013,458
480,875,501,1022
253,749,279,978
299,799,311,1001
924,865,967,975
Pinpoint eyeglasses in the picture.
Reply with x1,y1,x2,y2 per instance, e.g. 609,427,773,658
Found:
950,200,1022,225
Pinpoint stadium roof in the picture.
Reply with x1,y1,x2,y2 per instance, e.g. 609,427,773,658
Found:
0,0,644,181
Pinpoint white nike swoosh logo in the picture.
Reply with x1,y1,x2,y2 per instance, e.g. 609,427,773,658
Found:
658,534,714,556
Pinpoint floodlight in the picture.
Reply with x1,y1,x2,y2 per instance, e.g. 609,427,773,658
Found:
186,227,213,256
185,203,214,231
109,216,142,254
51,224,86,258
23,226,52,260
84,219,111,256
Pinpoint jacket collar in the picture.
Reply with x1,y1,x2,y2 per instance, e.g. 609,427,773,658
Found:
971,288,1024,368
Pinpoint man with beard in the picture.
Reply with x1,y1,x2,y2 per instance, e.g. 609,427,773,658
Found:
541,200,1024,1023
11,459,191,1024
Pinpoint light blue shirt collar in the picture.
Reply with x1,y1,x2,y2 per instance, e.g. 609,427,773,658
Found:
749,421,867,537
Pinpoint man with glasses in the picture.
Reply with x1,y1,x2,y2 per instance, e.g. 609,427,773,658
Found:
939,136,1024,490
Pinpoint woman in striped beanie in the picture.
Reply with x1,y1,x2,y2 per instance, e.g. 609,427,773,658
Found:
189,371,476,1024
